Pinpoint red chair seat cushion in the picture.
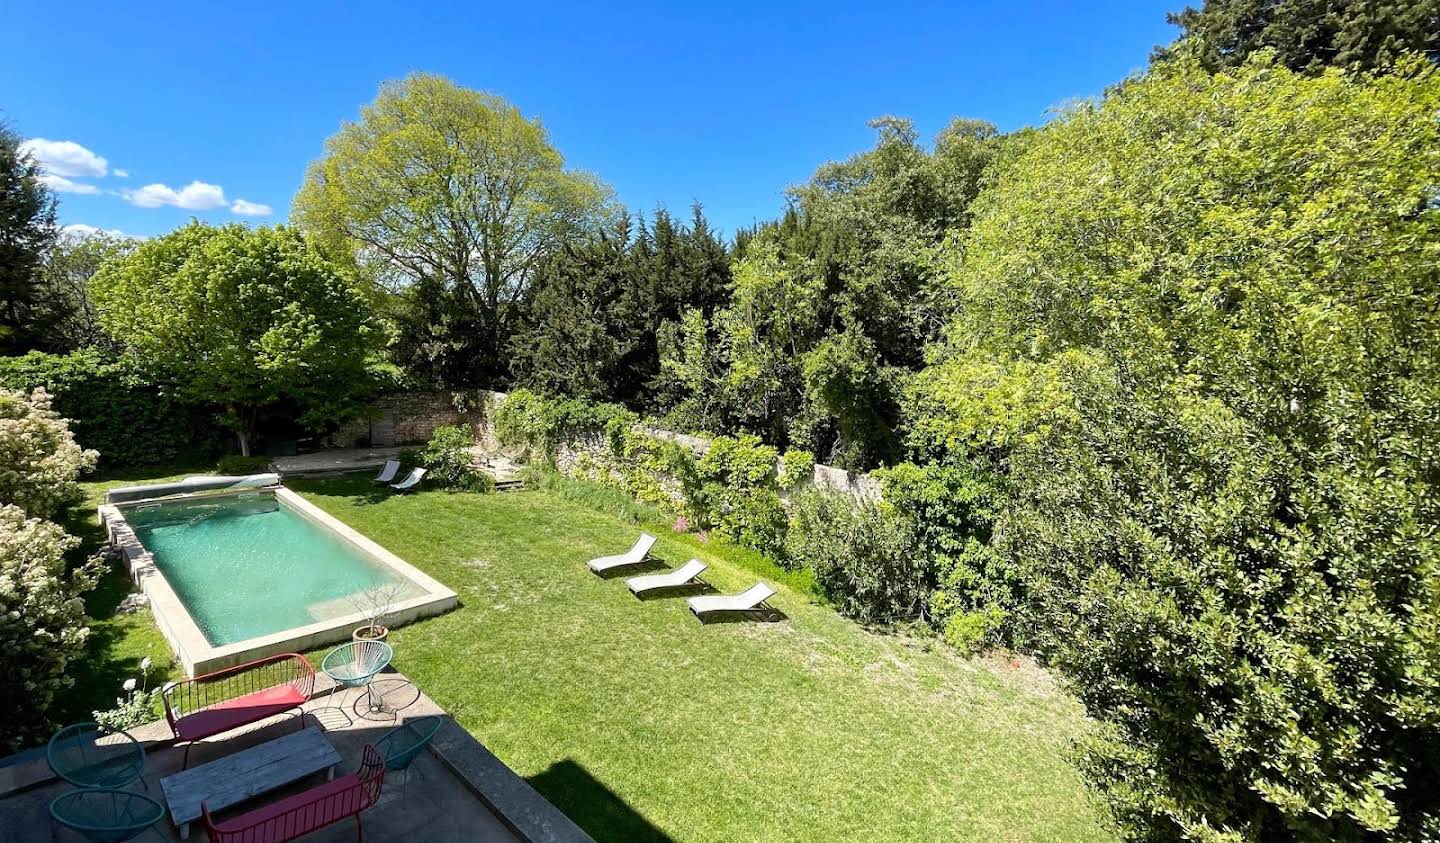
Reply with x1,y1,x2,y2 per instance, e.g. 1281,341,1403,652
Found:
212,774,370,834
175,685,307,742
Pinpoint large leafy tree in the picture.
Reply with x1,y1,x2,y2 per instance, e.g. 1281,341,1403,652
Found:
1162,0,1440,72
912,53,1440,840
0,121,60,354
511,205,730,405
91,223,380,455
657,117,1011,467
294,73,614,387
39,230,136,352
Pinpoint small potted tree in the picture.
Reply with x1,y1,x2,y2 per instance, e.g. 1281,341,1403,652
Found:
349,582,405,643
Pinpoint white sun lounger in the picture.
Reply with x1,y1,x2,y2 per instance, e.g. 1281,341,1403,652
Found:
587,533,656,574
626,559,707,596
687,582,777,619
374,459,400,484
391,467,426,491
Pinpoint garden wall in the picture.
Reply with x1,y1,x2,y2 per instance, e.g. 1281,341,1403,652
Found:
338,390,881,500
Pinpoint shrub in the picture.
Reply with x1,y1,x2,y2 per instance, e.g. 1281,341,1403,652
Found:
0,387,98,520
0,505,102,752
913,54,1440,840
416,425,492,491
493,388,637,462
673,434,788,557
216,455,272,475
0,350,213,468
785,487,923,623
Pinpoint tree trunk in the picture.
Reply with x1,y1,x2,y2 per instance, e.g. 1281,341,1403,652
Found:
237,429,251,457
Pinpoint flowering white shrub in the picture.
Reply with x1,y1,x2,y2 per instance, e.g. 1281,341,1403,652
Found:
0,387,98,520
0,504,101,752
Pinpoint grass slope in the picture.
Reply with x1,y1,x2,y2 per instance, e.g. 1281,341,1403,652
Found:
283,473,1111,842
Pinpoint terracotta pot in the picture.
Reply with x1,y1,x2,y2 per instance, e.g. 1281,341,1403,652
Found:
352,624,389,643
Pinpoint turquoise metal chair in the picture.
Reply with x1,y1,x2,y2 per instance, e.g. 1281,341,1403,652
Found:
320,640,394,718
49,788,165,843
375,715,443,799
46,723,146,790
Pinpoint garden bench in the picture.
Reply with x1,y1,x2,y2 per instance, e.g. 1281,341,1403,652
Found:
162,653,316,768
201,743,385,843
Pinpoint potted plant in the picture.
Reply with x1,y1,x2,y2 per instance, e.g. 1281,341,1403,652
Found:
349,582,404,643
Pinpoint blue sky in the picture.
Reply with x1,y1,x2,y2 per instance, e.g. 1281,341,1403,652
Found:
1,1,1178,239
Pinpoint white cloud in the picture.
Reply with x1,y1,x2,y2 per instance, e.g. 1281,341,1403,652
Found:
229,199,272,217
62,223,139,240
18,138,108,178
125,180,228,210
38,173,101,195
113,168,130,178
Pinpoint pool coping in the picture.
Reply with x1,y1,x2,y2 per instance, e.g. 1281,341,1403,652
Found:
100,485,459,677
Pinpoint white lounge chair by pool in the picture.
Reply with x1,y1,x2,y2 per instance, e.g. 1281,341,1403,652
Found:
374,459,400,484
587,533,656,574
391,467,426,492
688,582,777,620
626,559,707,596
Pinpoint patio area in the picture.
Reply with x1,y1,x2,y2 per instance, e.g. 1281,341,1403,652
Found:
0,669,591,843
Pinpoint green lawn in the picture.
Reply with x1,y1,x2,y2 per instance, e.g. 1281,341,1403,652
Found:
74,468,1112,842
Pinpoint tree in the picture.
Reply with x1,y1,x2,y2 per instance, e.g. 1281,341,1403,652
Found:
656,117,1011,467
0,121,60,354
912,53,1440,840
39,230,136,352
511,205,732,407
294,73,614,386
90,223,380,455
1162,0,1440,72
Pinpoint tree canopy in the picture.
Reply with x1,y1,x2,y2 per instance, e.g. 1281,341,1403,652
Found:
1163,0,1440,72
294,73,615,386
90,223,380,454
0,122,60,355
911,52,1440,840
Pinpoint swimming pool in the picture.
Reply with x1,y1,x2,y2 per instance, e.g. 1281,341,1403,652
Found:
102,484,457,676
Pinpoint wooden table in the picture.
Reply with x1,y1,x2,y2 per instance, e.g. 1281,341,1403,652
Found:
159,725,341,839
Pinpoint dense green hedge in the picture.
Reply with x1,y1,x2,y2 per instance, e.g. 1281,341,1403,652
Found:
0,351,215,468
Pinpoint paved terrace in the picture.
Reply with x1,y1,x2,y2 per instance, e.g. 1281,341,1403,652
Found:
0,670,591,843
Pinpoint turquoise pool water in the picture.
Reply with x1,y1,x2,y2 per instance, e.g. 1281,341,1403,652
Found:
127,494,421,646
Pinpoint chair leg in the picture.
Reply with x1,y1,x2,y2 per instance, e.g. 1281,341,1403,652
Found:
182,742,191,769
356,812,364,842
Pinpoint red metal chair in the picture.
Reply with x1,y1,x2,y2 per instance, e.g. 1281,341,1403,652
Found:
201,744,385,843
162,653,316,768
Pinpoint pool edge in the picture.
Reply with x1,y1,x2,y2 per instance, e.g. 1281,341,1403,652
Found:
100,486,459,678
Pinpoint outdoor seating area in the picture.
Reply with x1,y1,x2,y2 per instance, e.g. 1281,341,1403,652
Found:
2,665,589,843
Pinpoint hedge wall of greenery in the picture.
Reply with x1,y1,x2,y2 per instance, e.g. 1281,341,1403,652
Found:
0,350,214,468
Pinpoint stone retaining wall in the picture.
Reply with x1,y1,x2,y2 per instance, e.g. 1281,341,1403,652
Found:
339,389,881,500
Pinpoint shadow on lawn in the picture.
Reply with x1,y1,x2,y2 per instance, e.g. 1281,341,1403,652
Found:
527,759,675,843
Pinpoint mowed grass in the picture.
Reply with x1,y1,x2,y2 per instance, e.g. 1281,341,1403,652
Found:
278,473,1113,842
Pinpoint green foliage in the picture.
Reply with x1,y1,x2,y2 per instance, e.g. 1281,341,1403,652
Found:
0,505,101,753
0,387,97,520
294,73,615,387
40,229,136,353
216,455,272,475
656,117,1012,467
90,222,380,455
0,121,61,354
786,487,923,623
914,53,1440,840
0,350,211,468
493,388,638,462
1162,0,1440,73
511,206,731,406
675,434,788,557
416,425,492,492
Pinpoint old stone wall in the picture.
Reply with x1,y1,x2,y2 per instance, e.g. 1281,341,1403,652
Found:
337,389,881,499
